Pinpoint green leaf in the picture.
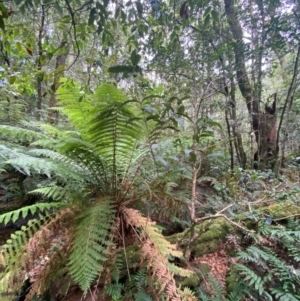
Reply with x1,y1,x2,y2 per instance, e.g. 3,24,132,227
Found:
8,76,17,84
88,8,97,26
0,17,5,31
68,200,115,294
135,1,143,15
108,65,136,73
189,152,197,163
204,14,211,28
54,1,63,15
206,119,222,129
203,6,211,17
211,10,218,22
0,3,8,18
130,49,141,66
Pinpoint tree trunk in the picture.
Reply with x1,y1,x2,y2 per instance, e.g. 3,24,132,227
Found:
224,0,277,169
229,80,247,169
47,41,68,125
36,5,45,121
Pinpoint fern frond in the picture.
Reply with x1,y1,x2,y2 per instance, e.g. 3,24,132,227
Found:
57,78,94,132
134,290,153,301
271,288,300,301
68,199,116,294
235,263,266,295
105,282,124,300
0,124,47,143
22,207,74,300
0,144,26,161
122,207,184,301
179,286,197,301
54,138,110,189
87,86,142,192
0,206,67,295
0,202,63,225
30,185,84,202
58,82,144,196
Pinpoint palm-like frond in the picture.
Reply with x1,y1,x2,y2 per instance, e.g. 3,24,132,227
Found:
58,83,143,196
68,199,116,293
0,124,47,144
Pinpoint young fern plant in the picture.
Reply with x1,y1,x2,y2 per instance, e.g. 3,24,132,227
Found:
0,82,191,300
234,220,300,301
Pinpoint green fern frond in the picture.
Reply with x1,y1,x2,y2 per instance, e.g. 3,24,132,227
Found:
0,202,63,225
6,150,87,183
0,144,26,161
30,185,84,202
237,245,270,264
134,290,153,301
54,138,110,188
57,78,94,131
271,289,300,301
105,282,124,301
88,85,142,170
0,124,47,143
179,287,197,301
110,252,124,283
1,219,40,264
57,83,143,196
68,199,116,294
235,263,266,295
0,204,63,286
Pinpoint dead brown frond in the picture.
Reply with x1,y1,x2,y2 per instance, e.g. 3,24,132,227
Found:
121,207,182,301
22,207,74,300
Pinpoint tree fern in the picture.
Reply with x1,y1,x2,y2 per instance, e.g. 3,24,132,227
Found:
0,82,190,300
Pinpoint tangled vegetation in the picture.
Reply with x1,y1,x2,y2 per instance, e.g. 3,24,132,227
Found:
0,0,300,300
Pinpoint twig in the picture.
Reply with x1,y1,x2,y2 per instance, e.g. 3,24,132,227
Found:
65,0,80,70
216,203,235,214
194,214,255,233
274,214,300,221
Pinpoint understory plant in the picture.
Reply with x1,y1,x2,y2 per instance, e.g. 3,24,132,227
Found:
234,219,300,301
0,81,192,300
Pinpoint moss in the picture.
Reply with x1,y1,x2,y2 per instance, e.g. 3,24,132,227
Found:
258,201,300,218
178,274,200,288
167,232,183,244
167,218,237,257
177,263,211,288
193,239,221,257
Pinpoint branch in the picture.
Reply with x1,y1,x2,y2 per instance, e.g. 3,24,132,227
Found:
274,214,300,221
276,42,300,161
194,214,255,233
74,0,93,13
65,0,80,70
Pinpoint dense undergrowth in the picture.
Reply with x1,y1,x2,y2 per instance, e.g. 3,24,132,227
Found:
0,83,299,301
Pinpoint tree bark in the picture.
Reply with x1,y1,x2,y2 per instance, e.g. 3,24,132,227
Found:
224,0,278,169
47,41,68,125
36,5,45,121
